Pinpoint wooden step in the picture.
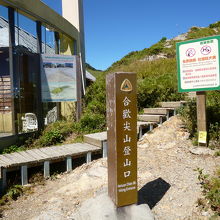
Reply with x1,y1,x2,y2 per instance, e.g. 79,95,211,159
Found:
84,131,107,148
143,108,170,115
138,114,165,124
137,121,156,127
137,121,157,138
159,101,187,108
143,108,175,120
84,121,157,147
84,131,107,158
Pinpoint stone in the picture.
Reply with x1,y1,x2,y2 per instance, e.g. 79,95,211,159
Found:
189,147,216,156
70,192,154,220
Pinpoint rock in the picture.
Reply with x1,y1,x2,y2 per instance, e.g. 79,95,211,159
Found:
201,211,209,216
189,147,216,156
31,210,64,220
173,33,187,41
140,53,167,62
70,192,154,220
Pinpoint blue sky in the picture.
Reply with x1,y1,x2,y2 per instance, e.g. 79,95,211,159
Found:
32,1,220,70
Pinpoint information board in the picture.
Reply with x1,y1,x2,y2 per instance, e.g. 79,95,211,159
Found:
41,54,77,102
176,36,220,92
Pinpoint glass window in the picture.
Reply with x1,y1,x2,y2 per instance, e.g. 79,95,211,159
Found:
41,25,56,54
0,5,13,137
12,11,40,133
16,53,40,133
15,10,37,53
41,26,59,122
60,33,75,55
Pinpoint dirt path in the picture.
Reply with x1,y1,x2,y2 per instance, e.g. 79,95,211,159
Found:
1,116,219,220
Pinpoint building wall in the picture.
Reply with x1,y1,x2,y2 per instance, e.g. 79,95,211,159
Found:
0,0,86,141
61,0,85,120
62,0,85,74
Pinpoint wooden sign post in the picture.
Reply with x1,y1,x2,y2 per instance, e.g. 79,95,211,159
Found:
196,91,207,146
106,72,137,207
177,36,220,146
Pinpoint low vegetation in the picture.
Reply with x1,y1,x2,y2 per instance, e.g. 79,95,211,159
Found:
2,22,220,151
196,167,220,216
179,91,220,149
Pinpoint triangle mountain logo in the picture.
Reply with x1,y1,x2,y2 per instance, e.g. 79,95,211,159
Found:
120,79,133,92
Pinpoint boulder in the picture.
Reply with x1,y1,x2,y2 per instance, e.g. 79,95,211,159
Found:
71,192,154,220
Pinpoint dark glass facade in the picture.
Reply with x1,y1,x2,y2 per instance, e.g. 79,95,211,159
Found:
0,4,73,137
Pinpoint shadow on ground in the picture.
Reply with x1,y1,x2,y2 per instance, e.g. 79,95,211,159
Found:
138,177,171,209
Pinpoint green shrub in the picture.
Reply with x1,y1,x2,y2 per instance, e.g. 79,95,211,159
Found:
32,121,75,148
196,168,220,215
209,123,220,148
137,72,184,110
187,27,217,40
179,100,197,137
6,185,23,200
2,145,26,154
0,185,24,205
159,37,167,43
38,129,64,146
209,21,220,28
79,112,106,133
180,92,220,148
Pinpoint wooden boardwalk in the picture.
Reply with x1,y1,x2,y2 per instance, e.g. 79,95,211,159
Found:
0,101,186,193
0,143,101,191
83,121,156,154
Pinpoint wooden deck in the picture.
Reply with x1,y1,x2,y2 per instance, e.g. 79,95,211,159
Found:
0,143,101,191
0,133,13,138
83,121,156,151
138,114,166,124
0,143,100,169
159,101,187,108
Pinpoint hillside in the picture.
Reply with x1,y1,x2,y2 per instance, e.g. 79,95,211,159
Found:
106,22,220,72
82,21,220,147
85,63,103,78
86,21,220,82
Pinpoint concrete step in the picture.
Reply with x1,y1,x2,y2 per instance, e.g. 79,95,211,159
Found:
159,101,187,108
138,114,165,124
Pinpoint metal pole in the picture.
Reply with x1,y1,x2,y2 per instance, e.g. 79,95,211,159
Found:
54,31,61,120
76,56,82,122
8,7,18,134
36,21,44,131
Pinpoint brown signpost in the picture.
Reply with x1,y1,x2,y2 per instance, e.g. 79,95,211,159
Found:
106,72,137,207
196,91,207,146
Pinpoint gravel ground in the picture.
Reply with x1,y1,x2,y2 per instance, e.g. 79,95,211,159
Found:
1,116,219,220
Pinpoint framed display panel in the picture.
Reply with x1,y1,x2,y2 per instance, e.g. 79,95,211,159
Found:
176,35,220,92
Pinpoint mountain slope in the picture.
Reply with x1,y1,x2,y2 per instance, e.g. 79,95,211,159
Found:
106,21,220,72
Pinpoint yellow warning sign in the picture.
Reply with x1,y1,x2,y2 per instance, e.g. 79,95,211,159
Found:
120,79,133,92
198,131,207,144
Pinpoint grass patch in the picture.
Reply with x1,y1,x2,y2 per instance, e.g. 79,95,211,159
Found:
196,168,220,216
179,91,220,148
